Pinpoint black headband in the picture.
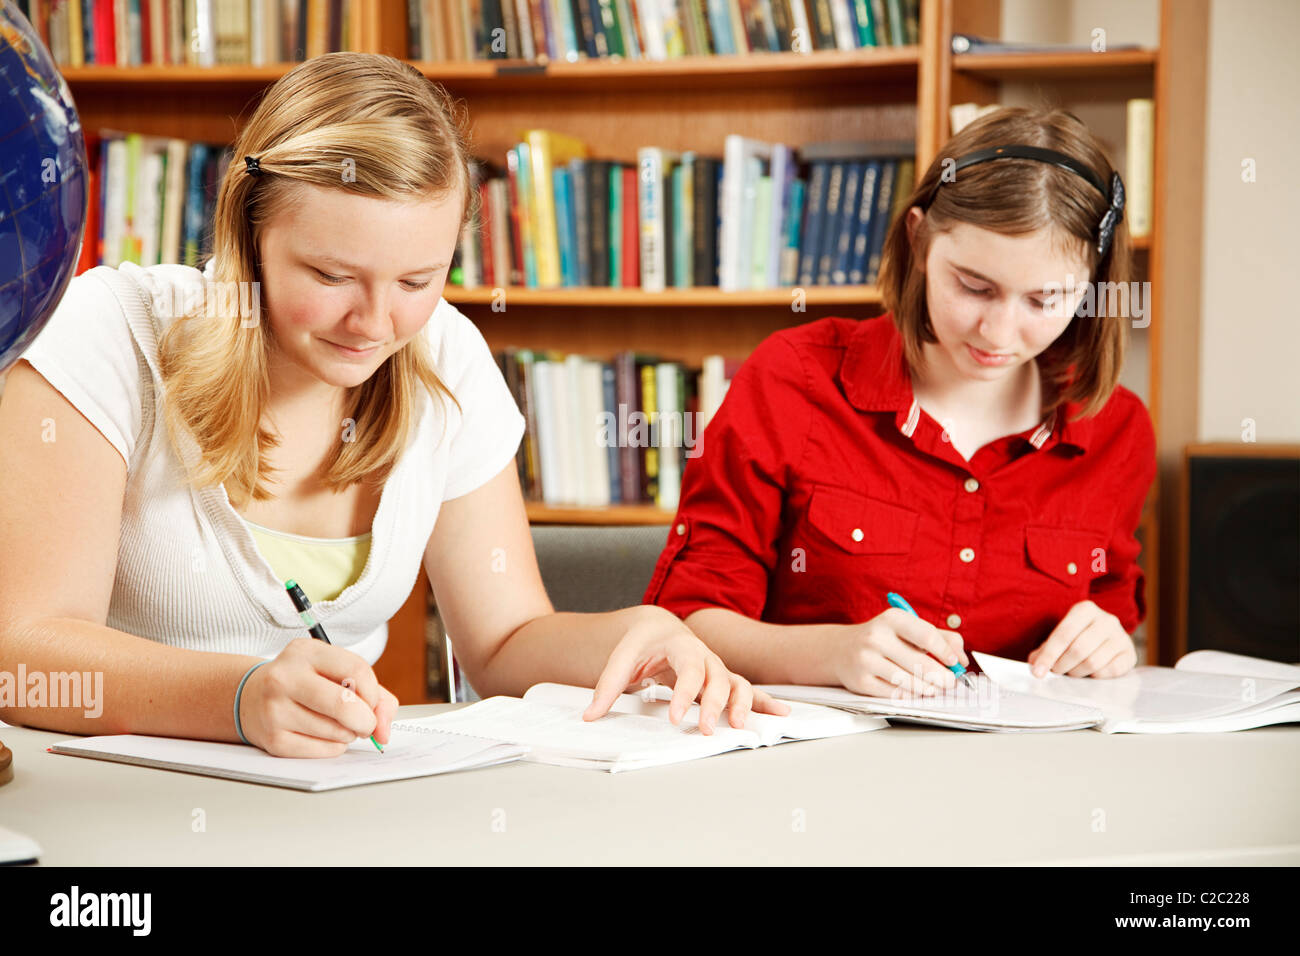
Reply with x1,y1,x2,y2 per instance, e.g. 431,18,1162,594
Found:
921,145,1126,257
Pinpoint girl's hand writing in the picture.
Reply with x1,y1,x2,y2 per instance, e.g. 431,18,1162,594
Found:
829,607,969,698
238,638,399,757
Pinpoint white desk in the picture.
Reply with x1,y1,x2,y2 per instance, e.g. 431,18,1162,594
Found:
3,705,1298,866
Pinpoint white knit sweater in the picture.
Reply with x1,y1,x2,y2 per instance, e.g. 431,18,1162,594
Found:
21,262,525,664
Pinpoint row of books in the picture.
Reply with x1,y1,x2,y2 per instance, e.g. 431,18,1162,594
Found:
73,131,229,275
28,0,353,68
455,131,915,292
408,0,921,62
495,347,741,509
72,124,915,297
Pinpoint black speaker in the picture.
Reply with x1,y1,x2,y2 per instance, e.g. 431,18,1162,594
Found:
1185,447,1300,662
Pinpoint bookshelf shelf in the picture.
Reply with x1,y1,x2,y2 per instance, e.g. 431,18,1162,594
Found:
412,47,920,92
951,48,1158,81
61,64,294,86
526,503,673,526
59,49,919,92
444,285,883,307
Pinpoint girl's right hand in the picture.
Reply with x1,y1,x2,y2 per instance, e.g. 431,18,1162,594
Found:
237,638,399,757
828,608,969,699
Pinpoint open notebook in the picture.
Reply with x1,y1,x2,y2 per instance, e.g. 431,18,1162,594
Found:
401,683,888,772
759,650,1300,734
48,725,525,792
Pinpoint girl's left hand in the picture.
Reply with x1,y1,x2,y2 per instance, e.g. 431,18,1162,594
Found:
582,605,790,734
1027,599,1137,679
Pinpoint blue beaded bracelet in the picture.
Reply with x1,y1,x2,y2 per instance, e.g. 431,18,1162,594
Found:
233,661,269,745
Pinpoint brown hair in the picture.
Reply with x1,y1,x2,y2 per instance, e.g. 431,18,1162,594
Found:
157,52,474,508
878,106,1133,420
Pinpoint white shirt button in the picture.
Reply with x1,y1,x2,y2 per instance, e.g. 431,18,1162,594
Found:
964,477,979,493
675,523,686,535
946,613,962,628
959,547,975,563
1066,561,1077,575
851,528,864,542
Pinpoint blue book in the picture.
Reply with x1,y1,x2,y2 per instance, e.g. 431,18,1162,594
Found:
181,143,210,268
780,178,806,286
569,159,592,286
797,161,828,287
830,162,864,285
714,162,725,285
554,168,577,287
815,162,846,285
847,161,882,285
706,0,737,54
866,160,899,284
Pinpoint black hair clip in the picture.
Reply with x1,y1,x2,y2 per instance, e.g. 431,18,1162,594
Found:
1096,171,1126,257
244,155,262,176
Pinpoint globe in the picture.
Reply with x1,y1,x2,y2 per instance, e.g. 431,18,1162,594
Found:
0,0,88,375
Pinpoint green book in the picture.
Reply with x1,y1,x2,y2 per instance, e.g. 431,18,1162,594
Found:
854,0,876,46
608,163,622,287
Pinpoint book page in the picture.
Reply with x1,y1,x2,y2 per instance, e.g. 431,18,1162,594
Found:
756,681,1103,730
1175,650,1300,682
521,682,887,743
972,651,1300,726
409,696,760,765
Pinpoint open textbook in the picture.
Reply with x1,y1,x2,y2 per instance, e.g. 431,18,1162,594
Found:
49,725,525,792
759,650,1300,734
399,683,888,771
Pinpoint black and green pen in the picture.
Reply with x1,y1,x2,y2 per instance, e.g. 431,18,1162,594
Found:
284,579,383,753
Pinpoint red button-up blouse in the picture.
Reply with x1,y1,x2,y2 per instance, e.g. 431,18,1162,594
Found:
644,314,1157,662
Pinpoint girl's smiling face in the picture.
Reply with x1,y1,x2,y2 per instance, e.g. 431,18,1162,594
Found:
907,209,1092,385
256,182,464,401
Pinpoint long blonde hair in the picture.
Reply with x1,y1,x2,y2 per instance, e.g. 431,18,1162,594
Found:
878,106,1133,421
157,52,474,507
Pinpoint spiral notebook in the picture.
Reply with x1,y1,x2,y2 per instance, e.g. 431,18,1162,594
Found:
48,725,525,792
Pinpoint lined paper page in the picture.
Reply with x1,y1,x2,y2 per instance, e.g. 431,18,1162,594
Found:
972,652,1300,730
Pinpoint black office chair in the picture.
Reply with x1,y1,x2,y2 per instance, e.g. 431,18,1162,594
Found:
446,524,673,702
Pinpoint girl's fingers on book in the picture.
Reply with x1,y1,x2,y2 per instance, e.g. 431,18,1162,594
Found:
751,688,790,717
696,657,732,734
584,650,638,721
726,678,755,728
667,658,706,726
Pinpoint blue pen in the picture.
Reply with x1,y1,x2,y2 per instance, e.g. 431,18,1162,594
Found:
886,592,975,689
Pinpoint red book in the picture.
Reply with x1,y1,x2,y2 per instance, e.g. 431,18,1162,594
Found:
94,0,116,66
621,164,639,288
479,180,494,288
140,0,152,64
76,132,102,275
504,152,525,286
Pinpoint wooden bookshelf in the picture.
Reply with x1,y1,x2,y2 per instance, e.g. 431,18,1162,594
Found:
525,503,673,526
54,0,1207,691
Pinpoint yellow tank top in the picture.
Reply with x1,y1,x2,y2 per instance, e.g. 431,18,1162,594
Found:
245,521,373,603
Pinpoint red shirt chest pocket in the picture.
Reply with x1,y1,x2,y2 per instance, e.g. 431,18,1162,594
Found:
805,486,919,554
1024,525,1106,592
